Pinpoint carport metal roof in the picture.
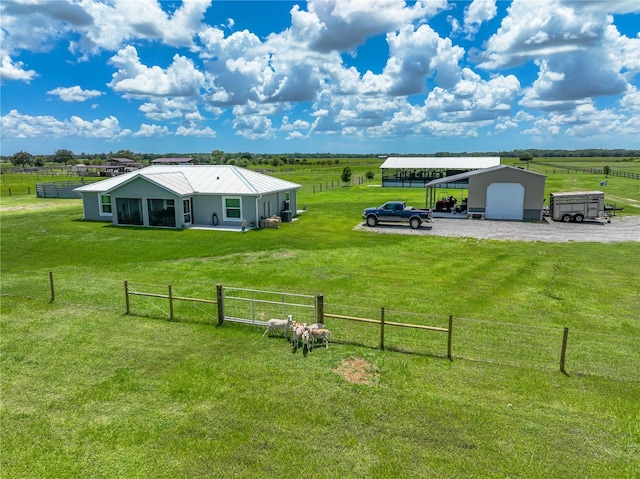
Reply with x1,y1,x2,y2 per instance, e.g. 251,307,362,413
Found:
424,164,545,187
381,157,500,170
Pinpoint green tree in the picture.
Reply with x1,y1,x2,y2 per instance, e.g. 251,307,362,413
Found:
603,165,610,177
519,153,533,162
365,170,375,180
341,166,352,185
53,149,74,164
11,151,33,166
113,149,135,159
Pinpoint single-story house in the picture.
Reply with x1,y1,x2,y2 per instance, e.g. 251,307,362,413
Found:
74,165,301,229
425,165,546,221
380,157,501,187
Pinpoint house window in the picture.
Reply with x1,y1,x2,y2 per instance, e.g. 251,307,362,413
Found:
148,199,175,227
100,195,112,214
116,198,143,225
224,197,242,220
183,199,192,225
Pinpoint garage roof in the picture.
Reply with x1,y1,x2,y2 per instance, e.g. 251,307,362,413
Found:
74,165,301,196
380,157,501,169
424,164,545,187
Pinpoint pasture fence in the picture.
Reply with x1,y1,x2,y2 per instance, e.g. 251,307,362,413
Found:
21,271,639,381
532,161,640,179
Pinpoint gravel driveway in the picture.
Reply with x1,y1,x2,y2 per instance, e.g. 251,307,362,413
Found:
354,216,640,243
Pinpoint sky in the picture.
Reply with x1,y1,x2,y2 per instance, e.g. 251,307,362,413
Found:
1,0,639,157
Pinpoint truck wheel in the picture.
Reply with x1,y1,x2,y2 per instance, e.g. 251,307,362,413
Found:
574,214,584,223
561,214,572,223
366,215,378,227
410,217,421,229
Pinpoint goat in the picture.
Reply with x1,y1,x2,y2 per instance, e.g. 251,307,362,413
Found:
307,322,324,331
309,328,330,350
301,327,311,352
291,321,304,351
263,314,293,338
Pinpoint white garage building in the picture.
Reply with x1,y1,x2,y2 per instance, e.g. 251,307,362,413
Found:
425,165,546,221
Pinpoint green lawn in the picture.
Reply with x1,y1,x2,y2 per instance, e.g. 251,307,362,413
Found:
1,165,639,478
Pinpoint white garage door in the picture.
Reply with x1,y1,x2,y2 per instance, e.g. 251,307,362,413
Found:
486,183,524,220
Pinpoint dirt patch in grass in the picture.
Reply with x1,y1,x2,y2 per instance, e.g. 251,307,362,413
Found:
335,357,379,386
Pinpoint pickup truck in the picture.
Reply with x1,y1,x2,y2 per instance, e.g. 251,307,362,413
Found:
362,201,433,229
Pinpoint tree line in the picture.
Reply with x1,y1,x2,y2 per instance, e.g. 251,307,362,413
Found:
3,148,639,167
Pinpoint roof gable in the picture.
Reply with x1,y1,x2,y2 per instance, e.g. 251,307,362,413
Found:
425,165,546,187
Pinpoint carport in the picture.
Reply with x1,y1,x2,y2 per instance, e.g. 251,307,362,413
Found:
425,165,546,221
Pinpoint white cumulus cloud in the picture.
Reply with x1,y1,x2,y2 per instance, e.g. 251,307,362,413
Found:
47,86,103,102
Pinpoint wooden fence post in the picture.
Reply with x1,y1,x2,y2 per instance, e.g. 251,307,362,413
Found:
124,280,130,314
316,294,324,325
447,315,453,360
49,271,55,302
216,284,224,326
560,327,569,373
380,307,385,350
168,284,174,321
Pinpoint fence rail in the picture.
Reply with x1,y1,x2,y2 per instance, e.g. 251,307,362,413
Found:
24,272,639,381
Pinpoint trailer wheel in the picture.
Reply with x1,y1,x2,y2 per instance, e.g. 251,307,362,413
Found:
561,214,572,223
366,215,378,227
573,214,584,223
410,217,421,229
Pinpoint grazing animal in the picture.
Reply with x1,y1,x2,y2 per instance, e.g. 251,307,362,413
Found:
309,328,330,350
291,322,304,351
307,322,324,331
263,314,293,338
301,328,310,351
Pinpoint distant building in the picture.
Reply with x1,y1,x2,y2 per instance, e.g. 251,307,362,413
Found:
151,157,195,165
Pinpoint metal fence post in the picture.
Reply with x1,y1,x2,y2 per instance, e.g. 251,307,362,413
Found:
49,271,55,302
447,315,453,360
316,294,324,325
380,307,385,350
560,327,569,373
217,284,224,326
168,284,174,321
124,280,130,314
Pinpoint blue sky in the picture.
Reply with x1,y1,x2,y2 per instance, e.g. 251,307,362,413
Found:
1,0,639,156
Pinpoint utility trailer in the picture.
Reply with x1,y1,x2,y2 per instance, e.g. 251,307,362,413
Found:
548,191,606,223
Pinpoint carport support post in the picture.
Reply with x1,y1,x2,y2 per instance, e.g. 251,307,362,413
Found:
216,284,224,326
560,327,569,373
316,294,324,325
447,315,453,360
124,280,130,315
380,307,385,350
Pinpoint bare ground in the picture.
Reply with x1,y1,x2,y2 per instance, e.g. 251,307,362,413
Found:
354,216,640,243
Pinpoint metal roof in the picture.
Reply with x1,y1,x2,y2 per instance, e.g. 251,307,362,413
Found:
380,157,501,169
74,165,301,196
151,157,194,163
425,165,546,187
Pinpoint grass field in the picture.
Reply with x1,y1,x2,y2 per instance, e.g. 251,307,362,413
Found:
1,160,639,478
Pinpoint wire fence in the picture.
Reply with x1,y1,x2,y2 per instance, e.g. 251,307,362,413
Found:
3,272,639,382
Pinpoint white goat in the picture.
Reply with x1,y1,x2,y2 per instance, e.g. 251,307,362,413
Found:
301,328,311,351
263,314,293,338
291,323,308,351
309,328,330,350
307,322,324,331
